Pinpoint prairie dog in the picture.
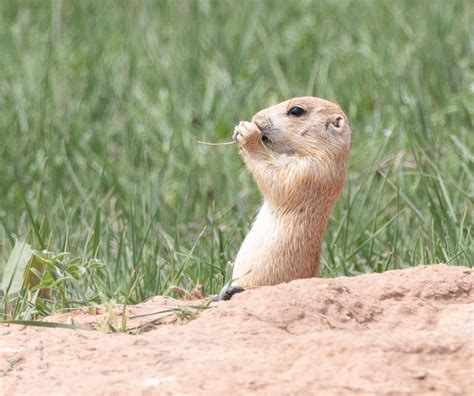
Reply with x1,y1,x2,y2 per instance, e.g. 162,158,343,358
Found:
232,96,351,288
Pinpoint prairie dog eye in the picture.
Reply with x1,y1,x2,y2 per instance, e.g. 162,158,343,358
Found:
287,106,306,117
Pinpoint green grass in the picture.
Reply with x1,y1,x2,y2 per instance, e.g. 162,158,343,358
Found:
0,0,472,320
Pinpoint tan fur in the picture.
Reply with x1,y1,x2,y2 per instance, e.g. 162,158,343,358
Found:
232,96,351,288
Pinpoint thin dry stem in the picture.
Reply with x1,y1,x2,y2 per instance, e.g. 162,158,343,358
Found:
197,140,235,146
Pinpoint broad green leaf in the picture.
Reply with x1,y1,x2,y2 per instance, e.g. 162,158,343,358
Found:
2,240,33,295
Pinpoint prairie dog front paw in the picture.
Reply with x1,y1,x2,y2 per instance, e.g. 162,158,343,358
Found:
233,121,262,147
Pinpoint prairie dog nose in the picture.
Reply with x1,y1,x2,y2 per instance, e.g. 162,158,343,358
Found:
252,110,266,129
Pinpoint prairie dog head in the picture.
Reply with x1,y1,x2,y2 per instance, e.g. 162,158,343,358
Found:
252,96,351,162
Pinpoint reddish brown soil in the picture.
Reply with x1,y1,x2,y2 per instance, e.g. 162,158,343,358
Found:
1,264,473,395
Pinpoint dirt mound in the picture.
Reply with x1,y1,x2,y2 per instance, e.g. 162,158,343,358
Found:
1,265,473,395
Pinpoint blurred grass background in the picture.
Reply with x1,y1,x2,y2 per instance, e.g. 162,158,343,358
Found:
0,0,472,319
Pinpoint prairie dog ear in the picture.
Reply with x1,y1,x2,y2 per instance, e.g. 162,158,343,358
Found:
327,114,345,133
